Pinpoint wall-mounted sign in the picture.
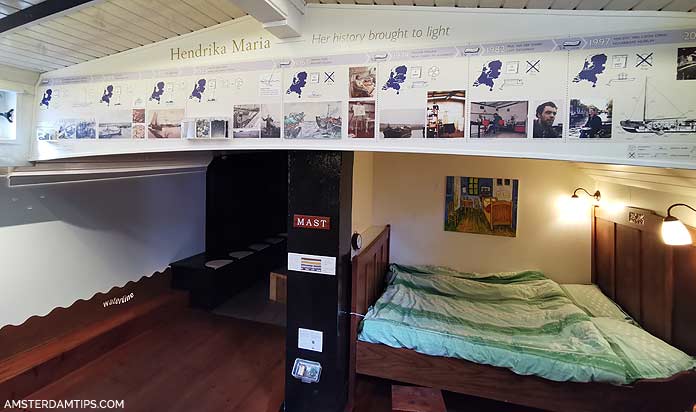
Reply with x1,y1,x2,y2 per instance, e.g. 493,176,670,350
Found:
293,214,331,230
288,253,336,276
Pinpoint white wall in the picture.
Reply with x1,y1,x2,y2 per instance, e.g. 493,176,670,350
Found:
0,172,205,328
352,151,374,235
0,64,40,167
371,152,595,284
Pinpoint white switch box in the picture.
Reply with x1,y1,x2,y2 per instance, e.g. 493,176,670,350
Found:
298,328,323,352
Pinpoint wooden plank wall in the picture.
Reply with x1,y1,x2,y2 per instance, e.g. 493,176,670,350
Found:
593,207,696,354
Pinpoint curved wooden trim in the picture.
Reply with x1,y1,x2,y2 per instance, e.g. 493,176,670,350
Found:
0,268,173,361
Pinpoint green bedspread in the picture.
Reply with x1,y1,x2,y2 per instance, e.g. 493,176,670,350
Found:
358,264,695,384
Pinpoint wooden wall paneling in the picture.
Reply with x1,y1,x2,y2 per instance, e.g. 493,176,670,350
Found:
23,24,113,56
94,2,180,39
155,0,218,27
78,7,166,43
131,0,204,32
111,0,192,35
614,225,642,323
68,11,151,46
640,230,673,342
594,218,616,299
53,15,142,49
672,246,696,355
0,269,174,360
37,20,125,53
592,208,597,284
8,31,101,60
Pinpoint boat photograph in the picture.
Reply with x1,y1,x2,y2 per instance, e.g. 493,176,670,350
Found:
620,77,696,135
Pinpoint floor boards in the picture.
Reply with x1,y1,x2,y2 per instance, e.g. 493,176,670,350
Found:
24,309,545,412
27,310,285,412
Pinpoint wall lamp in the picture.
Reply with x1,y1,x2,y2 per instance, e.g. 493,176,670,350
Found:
661,204,695,246
571,188,601,202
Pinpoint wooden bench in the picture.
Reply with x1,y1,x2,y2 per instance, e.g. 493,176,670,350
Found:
392,385,446,412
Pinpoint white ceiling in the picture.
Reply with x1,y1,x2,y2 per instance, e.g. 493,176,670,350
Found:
308,0,695,11
0,0,246,73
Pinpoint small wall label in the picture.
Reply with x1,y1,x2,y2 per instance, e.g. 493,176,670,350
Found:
293,214,331,230
288,253,336,275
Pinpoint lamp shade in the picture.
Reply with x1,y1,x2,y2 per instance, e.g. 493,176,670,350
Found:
661,217,692,246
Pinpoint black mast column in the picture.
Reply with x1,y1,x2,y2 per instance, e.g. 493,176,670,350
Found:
284,151,354,412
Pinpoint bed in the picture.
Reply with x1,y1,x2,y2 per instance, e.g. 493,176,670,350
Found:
347,207,696,412
481,197,513,229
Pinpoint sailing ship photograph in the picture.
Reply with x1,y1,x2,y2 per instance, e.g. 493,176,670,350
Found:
148,109,184,139
619,77,696,135
677,47,696,81
98,110,132,139
284,101,342,139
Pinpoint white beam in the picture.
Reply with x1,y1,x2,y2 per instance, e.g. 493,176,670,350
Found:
228,0,305,38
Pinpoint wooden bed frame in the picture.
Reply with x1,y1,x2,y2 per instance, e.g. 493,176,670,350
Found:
348,212,696,412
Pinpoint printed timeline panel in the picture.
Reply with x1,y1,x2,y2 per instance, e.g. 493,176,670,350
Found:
283,65,347,140
568,35,696,143
468,51,567,140
231,70,282,139
377,59,456,139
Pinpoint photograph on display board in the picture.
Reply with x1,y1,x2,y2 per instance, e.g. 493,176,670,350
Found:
284,101,342,139
532,100,564,138
196,118,211,138
380,109,424,138
470,101,528,138
98,110,132,139
349,66,377,98
677,47,696,81
37,124,56,141
132,109,145,123
55,119,76,140
426,90,466,138
444,176,519,238
182,119,196,139
132,124,146,139
259,104,281,138
569,98,612,138
210,119,228,138
0,90,16,140
348,100,375,138
148,109,184,138
618,77,696,135
233,104,261,138
76,120,96,139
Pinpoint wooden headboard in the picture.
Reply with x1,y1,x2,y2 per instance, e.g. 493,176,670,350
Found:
347,225,390,410
351,225,391,318
593,206,696,355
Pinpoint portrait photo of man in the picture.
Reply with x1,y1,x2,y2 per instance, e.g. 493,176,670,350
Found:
532,101,562,138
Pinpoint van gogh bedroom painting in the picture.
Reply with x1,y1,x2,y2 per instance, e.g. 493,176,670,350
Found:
444,176,519,237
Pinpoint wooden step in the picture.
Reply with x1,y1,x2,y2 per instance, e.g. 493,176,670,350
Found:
0,290,187,405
